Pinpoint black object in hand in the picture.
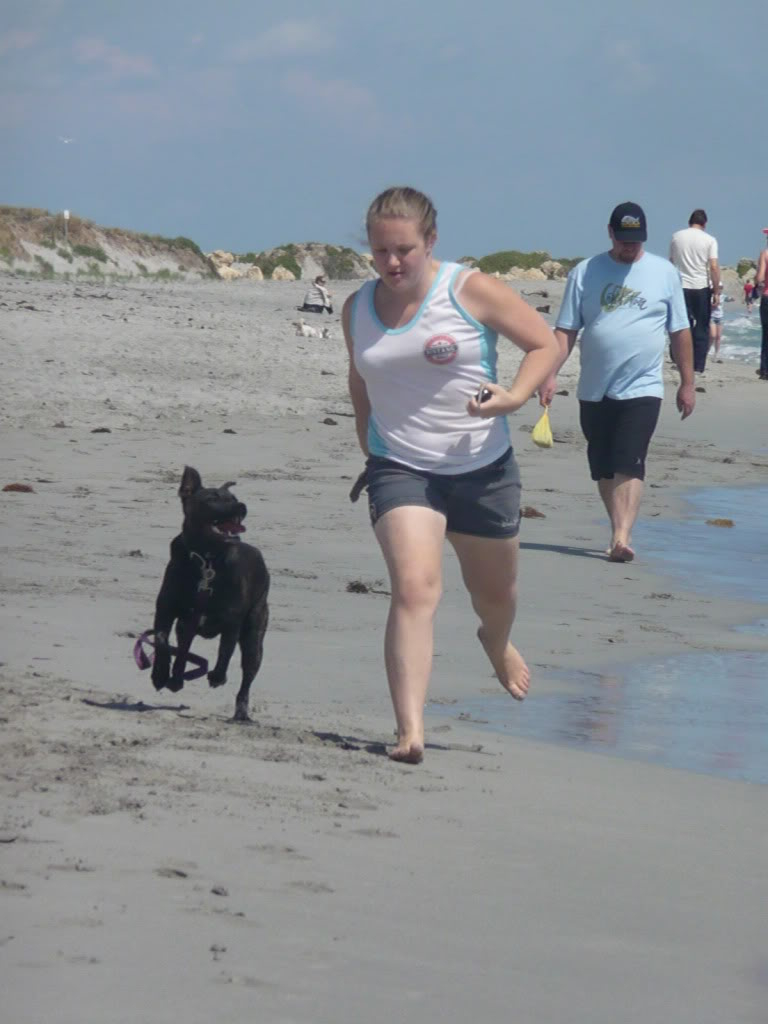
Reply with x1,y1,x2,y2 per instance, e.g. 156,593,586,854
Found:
475,386,493,403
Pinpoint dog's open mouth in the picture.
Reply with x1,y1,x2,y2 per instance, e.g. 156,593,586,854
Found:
211,518,246,537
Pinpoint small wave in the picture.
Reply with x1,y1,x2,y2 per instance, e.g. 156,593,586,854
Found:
719,343,760,363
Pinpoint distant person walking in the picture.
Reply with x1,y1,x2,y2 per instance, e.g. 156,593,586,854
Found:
539,202,696,563
669,209,721,373
744,279,755,314
299,275,333,314
756,230,768,380
709,289,724,360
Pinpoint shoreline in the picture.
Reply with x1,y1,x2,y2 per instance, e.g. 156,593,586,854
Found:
2,276,768,1022
428,477,768,784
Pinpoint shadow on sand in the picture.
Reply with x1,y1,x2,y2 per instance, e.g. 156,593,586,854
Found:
82,697,191,713
312,731,491,759
521,541,607,559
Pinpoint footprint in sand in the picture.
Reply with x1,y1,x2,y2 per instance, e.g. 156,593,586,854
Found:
288,880,334,894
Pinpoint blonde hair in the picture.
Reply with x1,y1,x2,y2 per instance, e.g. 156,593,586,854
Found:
366,186,437,241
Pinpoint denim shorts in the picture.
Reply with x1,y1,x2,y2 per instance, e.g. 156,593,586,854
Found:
366,448,521,538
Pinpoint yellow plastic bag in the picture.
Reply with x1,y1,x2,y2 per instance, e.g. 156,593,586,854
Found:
531,407,554,448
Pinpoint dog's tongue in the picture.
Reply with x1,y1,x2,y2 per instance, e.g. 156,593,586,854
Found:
218,519,246,535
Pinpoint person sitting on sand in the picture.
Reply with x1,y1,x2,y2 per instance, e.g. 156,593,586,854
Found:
343,186,558,764
299,275,333,314
539,202,696,564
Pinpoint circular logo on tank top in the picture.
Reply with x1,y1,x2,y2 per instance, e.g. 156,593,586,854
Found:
423,334,458,364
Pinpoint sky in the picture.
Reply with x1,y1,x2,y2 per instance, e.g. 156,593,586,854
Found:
2,0,766,265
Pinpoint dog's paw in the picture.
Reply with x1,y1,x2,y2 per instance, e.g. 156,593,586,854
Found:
208,668,227,687
151,668,169,691
233,703,251,722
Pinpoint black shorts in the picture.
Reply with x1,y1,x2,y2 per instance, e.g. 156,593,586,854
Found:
579,396,661,481
366,448,522,538
298,303,332,314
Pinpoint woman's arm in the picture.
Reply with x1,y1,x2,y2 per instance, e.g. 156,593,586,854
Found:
756,251,768,295
458,272,559,418
342,293,371,455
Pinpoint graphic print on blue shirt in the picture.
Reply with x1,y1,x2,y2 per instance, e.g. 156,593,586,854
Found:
600,283,648,312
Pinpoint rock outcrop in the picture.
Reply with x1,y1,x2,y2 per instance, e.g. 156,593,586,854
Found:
270,265,296,282
539,259,567,279
217,242,375,282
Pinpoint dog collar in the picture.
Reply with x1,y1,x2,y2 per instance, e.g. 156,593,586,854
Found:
189,550,216,594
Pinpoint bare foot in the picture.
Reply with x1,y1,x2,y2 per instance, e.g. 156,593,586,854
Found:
608,542,635,563
477,628,530,701
389,737,424,764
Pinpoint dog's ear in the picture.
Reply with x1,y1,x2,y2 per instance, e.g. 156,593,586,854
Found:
179,466,202,499
221,481,237,491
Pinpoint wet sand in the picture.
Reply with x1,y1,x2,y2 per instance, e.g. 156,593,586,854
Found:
2,275,768,1023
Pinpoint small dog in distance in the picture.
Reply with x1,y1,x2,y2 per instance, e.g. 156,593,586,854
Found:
293,318,330,339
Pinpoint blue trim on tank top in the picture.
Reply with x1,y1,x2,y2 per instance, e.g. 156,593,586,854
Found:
447,265,498,380
367,416,390,457
367,263,448,335
350,287,362,328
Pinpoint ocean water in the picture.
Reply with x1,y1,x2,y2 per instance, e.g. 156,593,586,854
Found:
430,485,768,784
720,303,763,365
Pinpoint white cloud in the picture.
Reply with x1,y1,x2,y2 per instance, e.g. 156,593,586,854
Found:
281,70,375,114
279,70,407,140
231,19,334,61
437,44,462,61
74,37,156,79
604,39,656,93
0,29,39,56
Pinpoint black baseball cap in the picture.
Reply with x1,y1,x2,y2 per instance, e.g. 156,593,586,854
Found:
609,202,647,241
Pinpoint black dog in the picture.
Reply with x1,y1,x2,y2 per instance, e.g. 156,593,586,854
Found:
150,466,269,722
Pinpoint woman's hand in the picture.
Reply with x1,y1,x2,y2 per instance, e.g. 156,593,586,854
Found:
466,382,528,418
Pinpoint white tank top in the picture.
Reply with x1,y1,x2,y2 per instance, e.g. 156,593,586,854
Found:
351,262,510,474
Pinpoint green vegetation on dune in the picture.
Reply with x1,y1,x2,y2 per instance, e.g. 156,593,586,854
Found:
238,245,302,279
477,250,550,273
0,205,50,220
476,249,582,275
72,243,108,263
323,245,364,279
137,233,206,258
34,255,54,277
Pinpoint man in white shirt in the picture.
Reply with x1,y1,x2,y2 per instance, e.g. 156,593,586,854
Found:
669,209,721,373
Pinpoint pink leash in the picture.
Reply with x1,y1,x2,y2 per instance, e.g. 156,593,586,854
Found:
133,629,209,682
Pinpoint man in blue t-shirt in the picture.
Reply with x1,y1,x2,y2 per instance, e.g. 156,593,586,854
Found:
539,202,696,563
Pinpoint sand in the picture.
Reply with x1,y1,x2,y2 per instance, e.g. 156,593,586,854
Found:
1,274,767,1023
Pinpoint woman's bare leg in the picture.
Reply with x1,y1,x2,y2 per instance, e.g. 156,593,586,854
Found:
374,506,446,763
448,532,529,700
